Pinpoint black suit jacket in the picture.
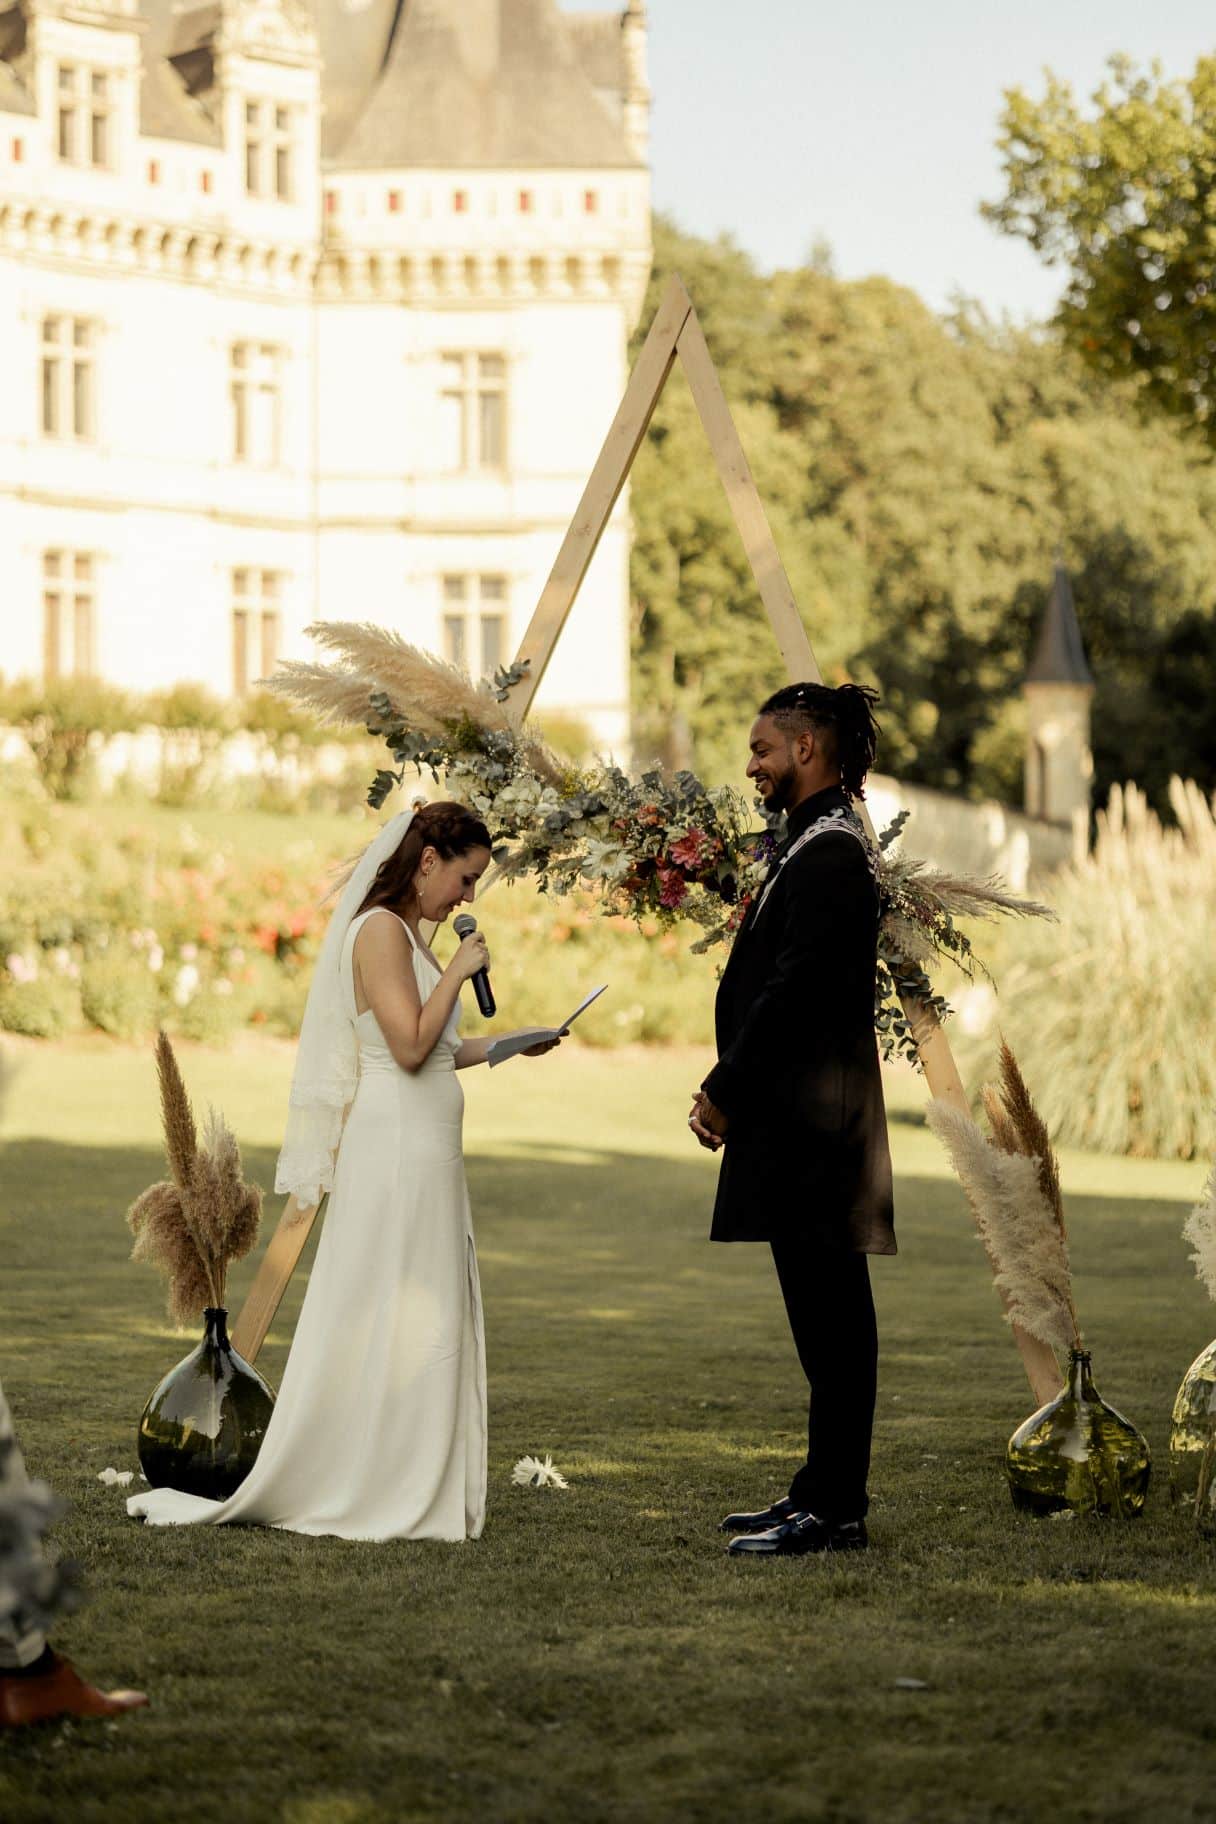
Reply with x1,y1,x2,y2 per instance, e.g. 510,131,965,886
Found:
703,785,896,1254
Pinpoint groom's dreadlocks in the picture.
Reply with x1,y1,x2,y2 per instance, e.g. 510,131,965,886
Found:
759,682,881,801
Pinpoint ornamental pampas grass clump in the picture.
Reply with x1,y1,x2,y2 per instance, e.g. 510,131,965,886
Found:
1183,1159,1216,1304
126,1032,263,1325
955,779,1216,1159
928,1041,1081,1357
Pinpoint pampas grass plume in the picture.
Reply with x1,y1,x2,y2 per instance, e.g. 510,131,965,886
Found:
204,1106,262,1261
998,1039,1064,1231
308,622,507,735
127,1180,215,1326
156,1030,197,1190
261,658,382,728
130,1040,263,1324
263,621,565,790
926,1097,1078,1356
980,1083,1020,1156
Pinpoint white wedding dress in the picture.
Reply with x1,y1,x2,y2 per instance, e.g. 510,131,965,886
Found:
128,908,487,1542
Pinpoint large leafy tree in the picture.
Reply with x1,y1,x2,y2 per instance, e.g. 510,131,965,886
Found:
983,55,1216,438
629,217,1216,808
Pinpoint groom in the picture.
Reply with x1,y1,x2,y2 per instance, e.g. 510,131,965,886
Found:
689,682,895,1555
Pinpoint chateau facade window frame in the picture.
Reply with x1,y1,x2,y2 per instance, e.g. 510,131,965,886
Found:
441,574,508,680
244,99,295,202
40,314,97,443
42,550,97,680
438,351,507,474
231,568,282,697
56,64,113,170
230,342,283,468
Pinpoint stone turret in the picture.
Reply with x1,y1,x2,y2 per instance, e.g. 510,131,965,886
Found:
1023,561,1095,858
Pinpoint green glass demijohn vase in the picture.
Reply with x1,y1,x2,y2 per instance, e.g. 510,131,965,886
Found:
1006,1348,1151,1518
138,1307,276,1500
1168,1337,1216,1532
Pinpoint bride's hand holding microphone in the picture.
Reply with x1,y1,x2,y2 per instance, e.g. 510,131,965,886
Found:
451,917,492,998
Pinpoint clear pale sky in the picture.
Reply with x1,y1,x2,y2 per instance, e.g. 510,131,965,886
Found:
564,0,1216,319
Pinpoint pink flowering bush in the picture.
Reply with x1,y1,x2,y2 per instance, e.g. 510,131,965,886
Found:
0,798,721,1047
0,799,334,1043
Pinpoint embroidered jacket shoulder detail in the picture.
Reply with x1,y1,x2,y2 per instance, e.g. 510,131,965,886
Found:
752,807,878,922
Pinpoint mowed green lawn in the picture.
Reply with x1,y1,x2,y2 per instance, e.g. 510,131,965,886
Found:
1,1038,1214,1824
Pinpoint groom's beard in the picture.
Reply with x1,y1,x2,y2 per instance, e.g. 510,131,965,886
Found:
763,762,799,815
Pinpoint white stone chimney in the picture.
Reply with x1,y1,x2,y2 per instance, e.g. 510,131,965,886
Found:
621,1,649,163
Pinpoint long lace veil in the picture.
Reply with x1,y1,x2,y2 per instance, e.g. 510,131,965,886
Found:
274,800,422,1211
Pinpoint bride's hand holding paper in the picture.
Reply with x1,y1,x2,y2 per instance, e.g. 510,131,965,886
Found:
486,986,608,1068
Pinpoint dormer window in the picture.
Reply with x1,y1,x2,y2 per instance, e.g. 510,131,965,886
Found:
57,65,112,169
244,100,293,201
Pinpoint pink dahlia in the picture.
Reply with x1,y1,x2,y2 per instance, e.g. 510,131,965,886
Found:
658,868,688,909
669,829,708,871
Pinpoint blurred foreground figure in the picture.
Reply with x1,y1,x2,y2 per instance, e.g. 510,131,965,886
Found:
0,1375,147,1729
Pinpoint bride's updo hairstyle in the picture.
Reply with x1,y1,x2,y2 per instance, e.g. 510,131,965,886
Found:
758,681,881,801
357,801,493,917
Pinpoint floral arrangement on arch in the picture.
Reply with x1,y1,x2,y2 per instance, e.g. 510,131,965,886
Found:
266,623,1053,1066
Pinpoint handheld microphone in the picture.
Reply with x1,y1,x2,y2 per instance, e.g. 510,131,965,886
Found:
452,913,496,1019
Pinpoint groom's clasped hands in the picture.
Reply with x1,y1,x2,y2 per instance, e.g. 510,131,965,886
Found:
688,1089,728,1151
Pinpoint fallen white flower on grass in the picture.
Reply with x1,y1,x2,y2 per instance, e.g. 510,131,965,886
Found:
96,1468,134,1488
511,1454,569,1490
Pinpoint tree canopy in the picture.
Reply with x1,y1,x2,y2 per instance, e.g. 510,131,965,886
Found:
629,216,1216,810
984,55,1216,439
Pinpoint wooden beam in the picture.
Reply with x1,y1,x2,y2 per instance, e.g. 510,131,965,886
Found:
677,302,1061,1407
674,306,818,680
505,272,693,725
230,1197,322,1364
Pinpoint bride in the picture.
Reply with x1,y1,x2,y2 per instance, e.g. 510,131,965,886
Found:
129,799,560,1542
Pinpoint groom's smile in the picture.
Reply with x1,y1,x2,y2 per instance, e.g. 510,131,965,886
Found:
746,715,799,812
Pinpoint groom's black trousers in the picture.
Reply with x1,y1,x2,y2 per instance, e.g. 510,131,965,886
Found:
770,1235,878,1521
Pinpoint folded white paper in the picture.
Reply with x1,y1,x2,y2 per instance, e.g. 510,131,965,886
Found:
486,984,608,1067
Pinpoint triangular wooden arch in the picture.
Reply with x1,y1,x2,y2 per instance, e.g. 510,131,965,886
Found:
234,275,1062,1407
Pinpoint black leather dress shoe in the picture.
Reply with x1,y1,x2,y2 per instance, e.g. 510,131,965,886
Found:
727,1513,868,1556
718,1495,796,1534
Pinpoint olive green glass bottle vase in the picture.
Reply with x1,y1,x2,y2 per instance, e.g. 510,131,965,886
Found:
138,1307,276,1501
1168,1337,1216,1532
1006,1349,1151,1518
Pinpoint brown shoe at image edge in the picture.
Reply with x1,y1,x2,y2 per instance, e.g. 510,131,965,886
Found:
0,1652,148,1728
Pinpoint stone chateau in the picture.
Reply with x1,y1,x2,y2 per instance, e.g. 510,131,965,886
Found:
0,0,652,750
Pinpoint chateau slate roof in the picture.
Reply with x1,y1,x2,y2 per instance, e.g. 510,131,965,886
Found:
565,11,626,92
0,60,34,118
1025,563,1095,689
138,0,222,145
141,58,223,145
330,0,641,171
2,0,637,164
